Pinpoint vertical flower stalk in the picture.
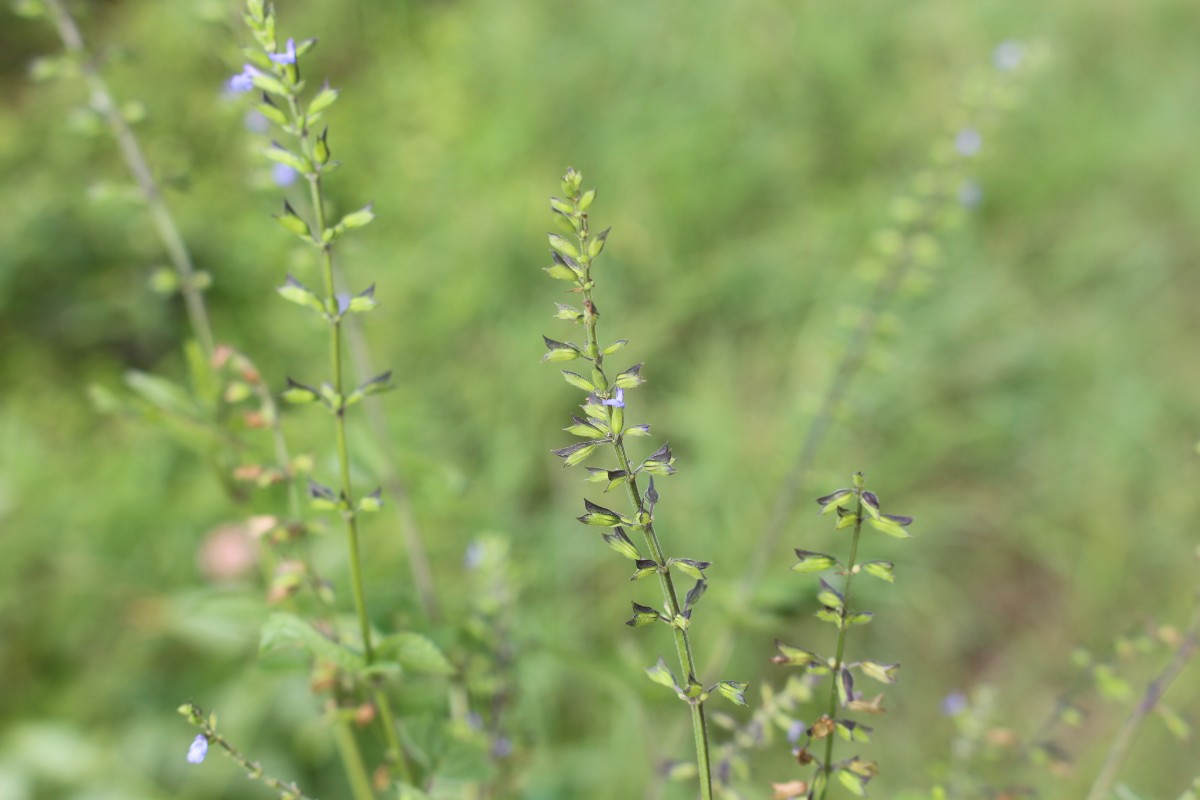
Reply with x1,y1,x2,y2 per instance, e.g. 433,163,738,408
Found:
230,0,410,787
539,169,746,800
773,473,911,798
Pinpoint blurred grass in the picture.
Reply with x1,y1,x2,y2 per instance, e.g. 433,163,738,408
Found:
2,0,1199,798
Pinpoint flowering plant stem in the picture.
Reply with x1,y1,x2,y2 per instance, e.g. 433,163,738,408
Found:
42,0,215,359
1083,605,1200,800
569,193,713,800
819,496,864,799
282,90,412,783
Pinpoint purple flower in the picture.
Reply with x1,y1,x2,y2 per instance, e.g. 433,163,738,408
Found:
786,720,806,745
941,691,968,717
602,388,625,408
186,734,209,764
272,163,298,187
243,109,270,133
229,65,261,93
270,38,298,65
955,128,982,158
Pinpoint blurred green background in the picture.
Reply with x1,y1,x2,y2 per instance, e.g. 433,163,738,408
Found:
2,0,1199,798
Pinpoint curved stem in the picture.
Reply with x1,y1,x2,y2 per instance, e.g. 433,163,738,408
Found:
43,0,215,358
1083,606,1200,800
819,496,865,799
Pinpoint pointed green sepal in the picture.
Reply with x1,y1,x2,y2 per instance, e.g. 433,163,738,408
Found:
626,602,663,628
578,499,622,527
716,680,748,707
793,549,839,573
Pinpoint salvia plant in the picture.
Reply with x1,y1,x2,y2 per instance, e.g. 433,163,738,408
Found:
538,168,748,800
771,473,912,799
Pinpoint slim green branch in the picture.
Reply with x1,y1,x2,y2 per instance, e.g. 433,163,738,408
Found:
819,496,865,799
569,192,713,800
181,703,321,800
43,0,215,358
282,89,415,787
332,714,377,800
1084,606,1200,800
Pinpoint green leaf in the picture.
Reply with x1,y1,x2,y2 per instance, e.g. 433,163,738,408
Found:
603,339,628,355
277,274,325,313
552,440,600,467
554,303,582,321
548,233,580,260
544,263,577,282
613,363,645,390
630,559,660,581
817,578,845,610
836,719,872,743
282,377,320,404
626,602,663,628
588,227,611,259
274,200,312,241
357,489,383,513
265,141,311,174
836,667,854,707
578,499,622,527
124,369,200,420
259,611,364,671
793,549,839,573
646,656,678,690
567,417,606,438
542,336,581,363
716,680,748,707
376,632,455,676
771,641,823,668
307,82,339,116
561,371,596,393
845,611,874,626
837,768,868,797
867,516,912,538
859,560,895,583
669,558,711,580
857,661,899,685
339,285,378,315
338,203,376,231
1156,704,1192,742
601,527,640,560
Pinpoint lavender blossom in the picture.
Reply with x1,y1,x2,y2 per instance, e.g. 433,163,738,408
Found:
186,734,209,764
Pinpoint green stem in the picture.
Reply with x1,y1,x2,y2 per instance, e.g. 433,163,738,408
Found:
1083,605,1200,800
332,714,376,800
285,93,415,787
819,496,865,799
43,0,215,359
573,213,713,800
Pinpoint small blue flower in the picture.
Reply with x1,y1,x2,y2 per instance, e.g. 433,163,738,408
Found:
602,388,625,408
957,180,983,210
272,163,298,187
993,40,1024,73
270,38,298,65
954,128,982,158
229,65,261,93
786,719,806,745
186,734,209,764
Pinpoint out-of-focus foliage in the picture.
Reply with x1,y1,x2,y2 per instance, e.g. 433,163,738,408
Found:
1,0,1199,798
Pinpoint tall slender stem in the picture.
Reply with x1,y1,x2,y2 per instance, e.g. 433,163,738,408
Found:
43,0,215,359
573,213,713,800
287,96,414,786
1083,606,1200,800
819,496,865,799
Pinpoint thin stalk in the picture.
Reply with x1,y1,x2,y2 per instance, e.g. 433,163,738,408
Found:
573,216,713,800
1083,606,1200,800
332,713,376,800
288,95,414,785
819,496,865,799
184,704,321,800
43,0,215,358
